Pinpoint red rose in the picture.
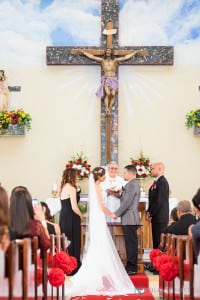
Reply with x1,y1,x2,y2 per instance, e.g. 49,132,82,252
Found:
160,262,178,281
48,268,65,287
149,249,162,262
53,251,77,275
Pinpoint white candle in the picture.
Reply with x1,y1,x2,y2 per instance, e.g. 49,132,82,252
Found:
52,183,57,191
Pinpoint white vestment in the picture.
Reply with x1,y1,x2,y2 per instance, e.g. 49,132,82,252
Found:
65,175,138,297
101,175,126,223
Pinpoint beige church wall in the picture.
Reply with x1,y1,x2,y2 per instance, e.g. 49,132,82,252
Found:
118,64,200,201
0,62,199,201
0,65,101,199
0,1,200,203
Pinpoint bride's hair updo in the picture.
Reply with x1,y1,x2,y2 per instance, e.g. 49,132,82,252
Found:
92,167,105,182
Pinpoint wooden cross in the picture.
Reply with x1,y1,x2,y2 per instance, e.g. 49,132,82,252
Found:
46,0,173,166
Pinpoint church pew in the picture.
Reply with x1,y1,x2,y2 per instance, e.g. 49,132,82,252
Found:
159,233,173,300
159,234,196,300
45,234,67,300
1,238,44,300
14,238,43,300
0,240,16,300
31,237,39,300
174,236,194,300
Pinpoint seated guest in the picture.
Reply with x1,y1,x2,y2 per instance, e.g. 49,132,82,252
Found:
10,186,50,250
163,200,196,235
0,186,10,252
188,189,200,259
159,207,179,251
40,201,61,235
169,207,179,223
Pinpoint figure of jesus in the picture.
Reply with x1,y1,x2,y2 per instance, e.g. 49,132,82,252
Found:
0,71,9,111
79,48,148,115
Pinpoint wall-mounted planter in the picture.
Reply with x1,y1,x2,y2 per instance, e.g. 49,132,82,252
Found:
0,124,25,136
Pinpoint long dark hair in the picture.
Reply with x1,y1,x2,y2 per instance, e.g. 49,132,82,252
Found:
60,168,77,190
10,187,34,235
40,201,53,222
0,186,9,226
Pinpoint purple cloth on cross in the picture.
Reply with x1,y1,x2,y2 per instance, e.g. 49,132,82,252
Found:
96,76,118,99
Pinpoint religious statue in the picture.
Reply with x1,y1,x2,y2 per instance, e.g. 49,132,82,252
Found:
0,70,9,111
78,48,148,115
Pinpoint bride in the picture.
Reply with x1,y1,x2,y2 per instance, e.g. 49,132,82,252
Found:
66,167,139,297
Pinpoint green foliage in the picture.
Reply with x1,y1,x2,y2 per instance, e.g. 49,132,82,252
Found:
185,109,200,129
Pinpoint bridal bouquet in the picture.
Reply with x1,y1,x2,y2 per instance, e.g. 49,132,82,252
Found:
66,152,91,180
130,152,151,179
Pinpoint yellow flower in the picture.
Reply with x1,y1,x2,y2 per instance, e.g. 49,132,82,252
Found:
21,113,25,118
197,122,200,127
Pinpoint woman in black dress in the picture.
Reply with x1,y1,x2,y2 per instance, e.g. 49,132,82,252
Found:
59,168,83,270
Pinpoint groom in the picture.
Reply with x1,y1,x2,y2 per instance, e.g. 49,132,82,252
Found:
112,165,140,275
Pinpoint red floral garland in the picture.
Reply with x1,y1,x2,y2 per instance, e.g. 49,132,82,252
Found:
36,250,77,287
149,248,179,281
48,268,65,287
53,251,78,275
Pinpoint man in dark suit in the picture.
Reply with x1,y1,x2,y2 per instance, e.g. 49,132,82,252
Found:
163,200,196,235
112,165,140,275
146,162,169,249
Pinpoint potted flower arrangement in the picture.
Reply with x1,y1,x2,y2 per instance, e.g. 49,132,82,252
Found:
130,152,151,179
0,108,32,135
66,152,91,180
185,109,200,135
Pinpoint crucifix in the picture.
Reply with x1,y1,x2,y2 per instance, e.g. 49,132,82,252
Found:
46,0,174,166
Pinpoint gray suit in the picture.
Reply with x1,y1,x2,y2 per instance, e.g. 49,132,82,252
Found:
115,178,140,272
115,178,140,225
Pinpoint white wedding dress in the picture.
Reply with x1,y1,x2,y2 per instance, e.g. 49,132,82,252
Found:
65,175,138,297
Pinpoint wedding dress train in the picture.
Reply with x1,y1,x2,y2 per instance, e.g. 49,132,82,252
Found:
65,175,138,297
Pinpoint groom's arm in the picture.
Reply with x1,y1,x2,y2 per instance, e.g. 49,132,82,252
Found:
114,184,136,217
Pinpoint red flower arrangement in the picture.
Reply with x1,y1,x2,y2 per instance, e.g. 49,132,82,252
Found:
160,262,178,281
66,152,91,180
149,249,179,281
48,268,65,287
149,249,162,262
37,250,77,288
53,251,78,275
130,152,151,179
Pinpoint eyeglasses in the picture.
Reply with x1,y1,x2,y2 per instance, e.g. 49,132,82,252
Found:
109,167,118,170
